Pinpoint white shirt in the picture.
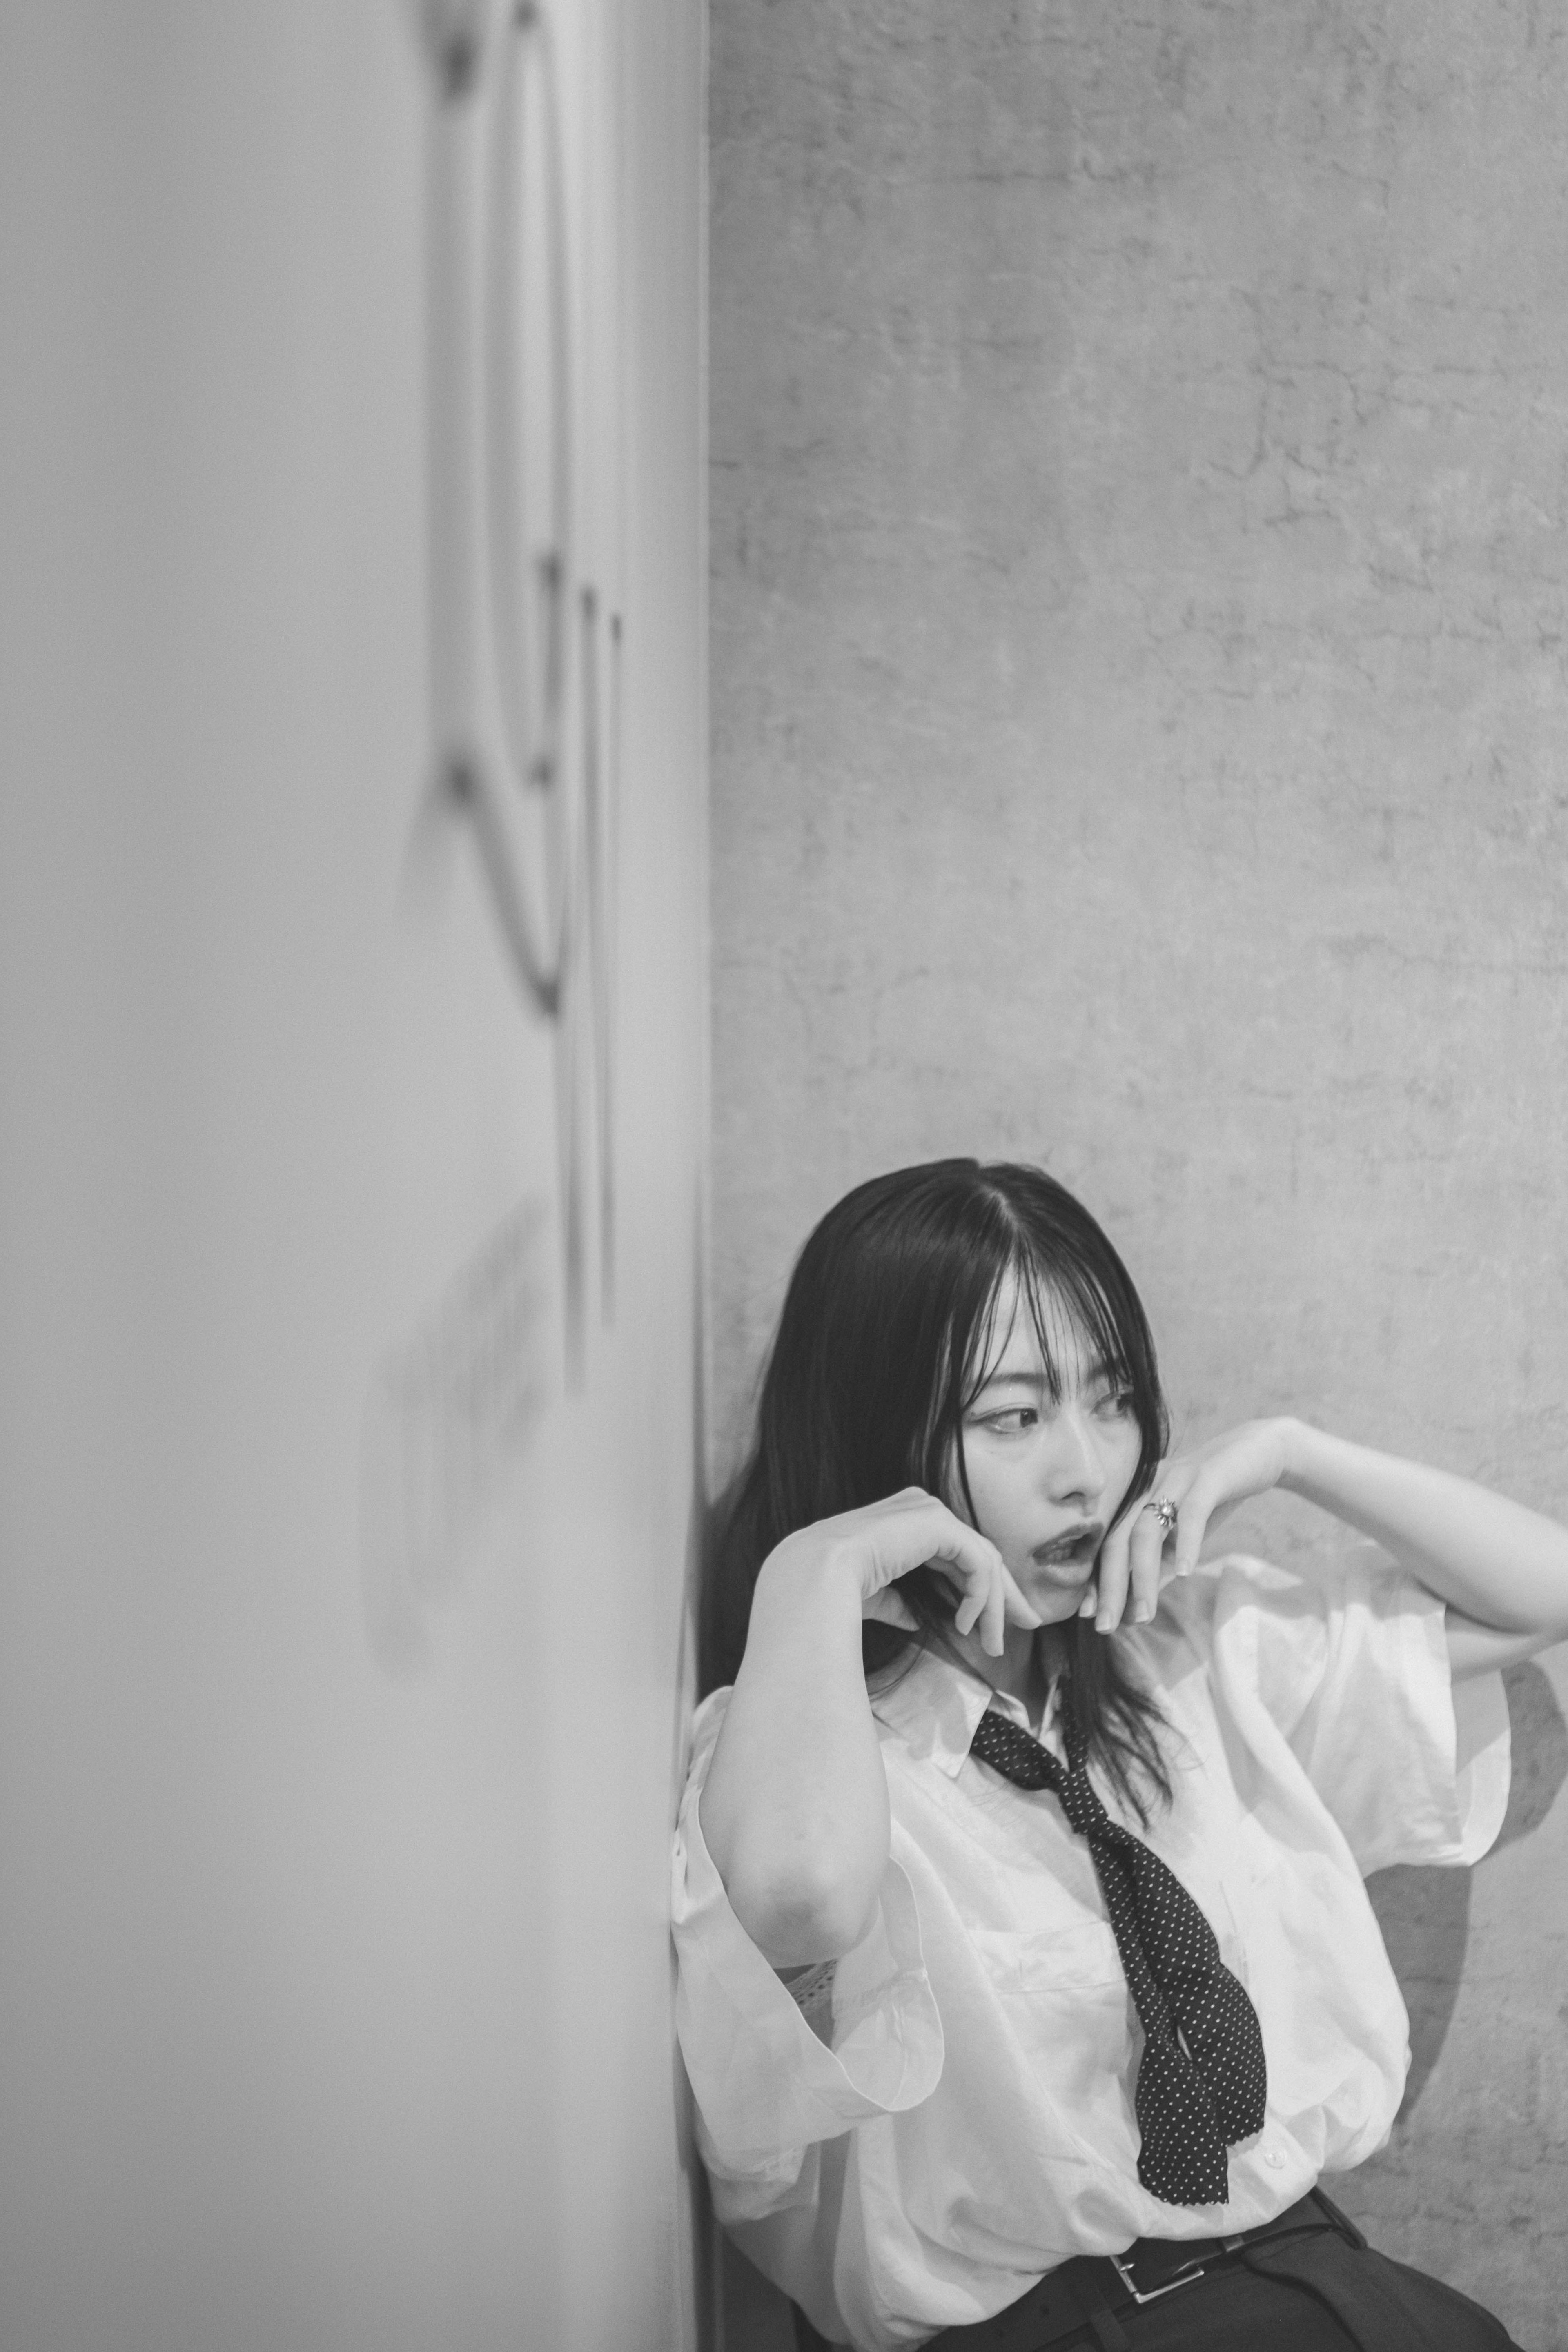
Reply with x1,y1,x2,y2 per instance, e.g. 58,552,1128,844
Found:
670,1550,1511,2352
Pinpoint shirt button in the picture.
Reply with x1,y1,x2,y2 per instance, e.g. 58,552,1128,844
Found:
1263,2149,1285,2169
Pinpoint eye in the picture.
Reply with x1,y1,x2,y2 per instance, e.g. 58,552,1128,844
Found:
1094,1386,1137,1419
978,1405,1038,1435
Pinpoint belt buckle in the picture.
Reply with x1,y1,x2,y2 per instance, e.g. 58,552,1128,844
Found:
1107,2250,1207,2306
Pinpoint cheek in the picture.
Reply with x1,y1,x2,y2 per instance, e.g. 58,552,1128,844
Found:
1106,1426,1145,1512
949,1424,1049,1521
960,1452,1034,1545
945,1443,1004,1536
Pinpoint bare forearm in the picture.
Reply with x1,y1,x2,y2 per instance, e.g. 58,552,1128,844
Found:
1281,1420,1568,1657
699,1550,891,1966
696,1490,1029,1964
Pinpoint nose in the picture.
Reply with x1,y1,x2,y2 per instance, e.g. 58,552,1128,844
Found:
1042,1405,1108,1509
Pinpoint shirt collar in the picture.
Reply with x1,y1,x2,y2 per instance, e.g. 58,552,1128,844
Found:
870,1642,1047,1777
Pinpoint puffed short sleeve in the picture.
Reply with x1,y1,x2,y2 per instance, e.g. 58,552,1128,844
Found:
670,1688,944,2186
1203,1549,1510,1875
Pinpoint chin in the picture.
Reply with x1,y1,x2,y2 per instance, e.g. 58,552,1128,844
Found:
1023,1582,1089,1626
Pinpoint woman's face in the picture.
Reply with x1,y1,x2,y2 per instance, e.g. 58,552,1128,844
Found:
954,1270,1144,1625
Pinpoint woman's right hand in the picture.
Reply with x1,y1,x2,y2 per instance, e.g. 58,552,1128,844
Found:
707,1491,1038,1963
761,1487,1042,1657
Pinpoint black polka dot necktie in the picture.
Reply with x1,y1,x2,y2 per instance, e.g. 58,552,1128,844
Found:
969,1705,1267,2207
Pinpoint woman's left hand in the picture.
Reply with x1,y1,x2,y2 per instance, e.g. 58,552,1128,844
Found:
1087,1417,1298,1634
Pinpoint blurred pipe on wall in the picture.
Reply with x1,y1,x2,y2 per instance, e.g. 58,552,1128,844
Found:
0,4,708,2349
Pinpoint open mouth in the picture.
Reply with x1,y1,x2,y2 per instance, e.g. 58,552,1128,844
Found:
1031,1525,1103,1571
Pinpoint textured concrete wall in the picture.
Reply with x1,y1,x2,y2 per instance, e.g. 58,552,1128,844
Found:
711,3,1568,2343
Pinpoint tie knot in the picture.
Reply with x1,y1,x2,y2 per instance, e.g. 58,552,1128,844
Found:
969,1707,1109,1840
968,1708,1060,1791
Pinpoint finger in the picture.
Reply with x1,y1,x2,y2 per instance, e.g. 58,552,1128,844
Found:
1094,1516,1133,1633
879,1493,1001,1597
923,1517,1039,1647
976,1556,1041,1654
866,1495,1042,1654
1171,1481,1213,1579
981,1559,1007,1657
999,1561,1043,1630
953,1547,1018,1649
1126,1503,1167,1624
948,1539,1002,1638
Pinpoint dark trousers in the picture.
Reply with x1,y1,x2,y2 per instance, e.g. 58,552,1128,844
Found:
1040,2233,1522,2351
791,2216,1524,2352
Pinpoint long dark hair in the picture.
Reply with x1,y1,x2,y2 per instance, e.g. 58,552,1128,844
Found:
704,1159,1174,1821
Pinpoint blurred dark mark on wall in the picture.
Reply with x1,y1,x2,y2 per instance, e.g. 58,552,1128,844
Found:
421,0,484,101
420,0,622,1383
360,1194,551,1670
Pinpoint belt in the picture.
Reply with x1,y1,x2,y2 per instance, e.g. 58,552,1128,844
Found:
922,2188,1367,2352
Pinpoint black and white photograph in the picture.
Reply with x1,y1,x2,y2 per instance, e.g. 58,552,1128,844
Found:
2,6,1566,2350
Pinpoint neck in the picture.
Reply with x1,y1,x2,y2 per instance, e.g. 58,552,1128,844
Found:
944,1619,1070,1724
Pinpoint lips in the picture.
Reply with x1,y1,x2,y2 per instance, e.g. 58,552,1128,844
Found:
1031,1525,1103,1571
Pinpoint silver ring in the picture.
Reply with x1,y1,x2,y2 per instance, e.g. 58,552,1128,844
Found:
1148,1496,1179,1537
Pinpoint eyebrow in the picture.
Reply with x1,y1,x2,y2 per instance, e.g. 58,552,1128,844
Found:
972,1356,1116,1397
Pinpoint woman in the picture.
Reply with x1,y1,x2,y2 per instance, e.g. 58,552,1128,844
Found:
673,1160,1568,2352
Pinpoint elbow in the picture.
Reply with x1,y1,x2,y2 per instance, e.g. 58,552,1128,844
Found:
723,1856,882,1969
1446,1604,1568,1679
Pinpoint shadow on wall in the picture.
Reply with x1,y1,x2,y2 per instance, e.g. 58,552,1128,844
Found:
673,1192,720,2352
1365,1662,1568,2115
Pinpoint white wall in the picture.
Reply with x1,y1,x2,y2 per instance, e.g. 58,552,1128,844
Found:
0,6,706,2349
